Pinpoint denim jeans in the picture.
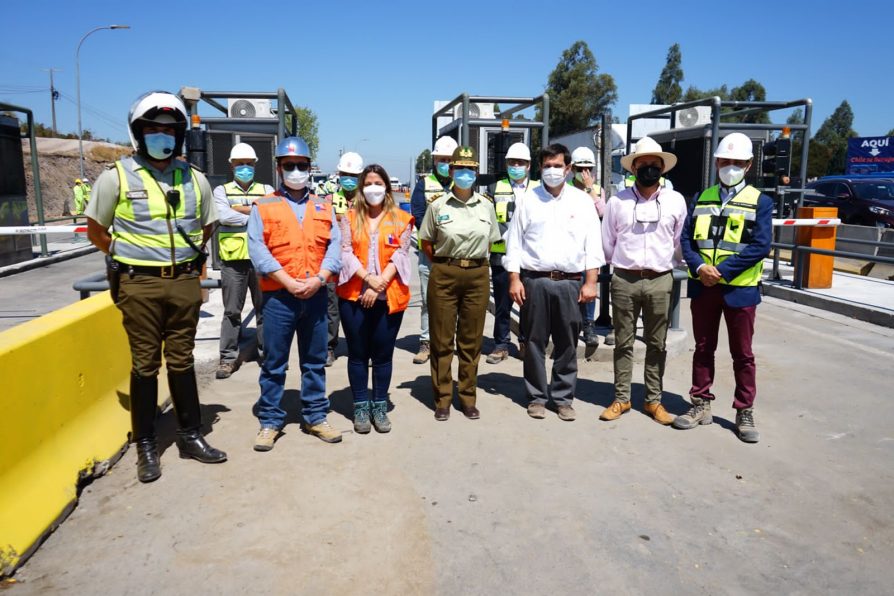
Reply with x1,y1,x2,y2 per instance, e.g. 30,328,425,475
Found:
255,289,329,428
338,298,404,403
417,250,431,342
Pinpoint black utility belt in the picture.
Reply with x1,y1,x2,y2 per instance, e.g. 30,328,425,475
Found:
432,256,487,268
120,260,201,278
521,269,582,281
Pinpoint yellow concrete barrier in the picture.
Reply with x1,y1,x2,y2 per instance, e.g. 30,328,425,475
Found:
0,293,135,576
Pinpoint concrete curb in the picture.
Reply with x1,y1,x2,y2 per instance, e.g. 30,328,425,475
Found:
0,245,98,278
762,281,894,329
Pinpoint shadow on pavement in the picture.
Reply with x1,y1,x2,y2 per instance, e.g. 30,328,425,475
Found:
396,374,434,411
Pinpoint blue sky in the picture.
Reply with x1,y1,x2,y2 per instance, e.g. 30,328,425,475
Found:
2,0,890,182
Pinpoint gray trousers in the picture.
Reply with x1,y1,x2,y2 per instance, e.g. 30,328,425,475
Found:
520,274,582,406
610,269,673,404
327,281,339,350
219,259,264,363
417,250,431,342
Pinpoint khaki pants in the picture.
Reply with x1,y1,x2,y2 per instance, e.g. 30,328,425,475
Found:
428,262,489,409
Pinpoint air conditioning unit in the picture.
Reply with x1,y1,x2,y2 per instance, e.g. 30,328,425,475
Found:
675,106,712,128
453,102,496,120
227,98,275,119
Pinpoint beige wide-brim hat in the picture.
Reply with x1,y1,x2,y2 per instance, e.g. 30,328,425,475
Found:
620,137,677,174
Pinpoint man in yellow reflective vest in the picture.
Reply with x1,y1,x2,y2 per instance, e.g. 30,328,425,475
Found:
675,132,772,443
214,143,275,379
73,178,92,214
85,91,226,483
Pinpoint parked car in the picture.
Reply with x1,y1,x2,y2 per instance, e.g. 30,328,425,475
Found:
803,176,894,228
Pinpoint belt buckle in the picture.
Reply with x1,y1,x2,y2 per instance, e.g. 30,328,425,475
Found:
459,259,472,268
160,265,175,278
549,271,562,281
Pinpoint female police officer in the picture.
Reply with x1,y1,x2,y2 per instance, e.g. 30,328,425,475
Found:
418,146,500,421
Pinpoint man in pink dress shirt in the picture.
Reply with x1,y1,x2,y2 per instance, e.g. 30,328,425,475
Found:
599,137,688,425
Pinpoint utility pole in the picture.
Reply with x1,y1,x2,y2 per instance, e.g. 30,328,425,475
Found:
43,67,61,135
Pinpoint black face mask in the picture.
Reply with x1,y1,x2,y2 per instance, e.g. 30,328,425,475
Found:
636,165,662,187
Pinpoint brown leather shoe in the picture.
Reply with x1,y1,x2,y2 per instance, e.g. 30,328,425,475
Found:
599,400,632,421
644,402,674,425
527,402,546,419
434,407,450,421
462,405,480,420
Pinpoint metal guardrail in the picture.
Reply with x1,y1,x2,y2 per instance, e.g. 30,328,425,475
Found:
771,241,894,289
73,272,222,300
594,267,688,332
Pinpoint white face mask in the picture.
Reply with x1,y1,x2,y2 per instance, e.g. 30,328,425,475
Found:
718,165,746,187
541,166,567,188
363,184,386,206
282,169,309,190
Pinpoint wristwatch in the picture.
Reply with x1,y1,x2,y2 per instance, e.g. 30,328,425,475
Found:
316,273,327,285
585,186,593,193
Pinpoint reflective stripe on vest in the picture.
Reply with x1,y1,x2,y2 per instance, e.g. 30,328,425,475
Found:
219,181,266,261
332,189,348,215
424,174,448,204
336,209,413,314
255,193,332,292
111,157,203,266
690,185,763,287
491,178,541,254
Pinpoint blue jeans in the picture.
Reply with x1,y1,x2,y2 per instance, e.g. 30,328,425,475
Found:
339,298,404,403
417,250,431,342
255,289,329,428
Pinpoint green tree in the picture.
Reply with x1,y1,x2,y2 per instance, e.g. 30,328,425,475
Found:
788,108,806,176
887,128,894,136
287,106,319,160
681,84,729,102
415,149,432,174
651,43,684,105
814,100,857,175
787,108,804,125
728,79,770,124
542,40,617,137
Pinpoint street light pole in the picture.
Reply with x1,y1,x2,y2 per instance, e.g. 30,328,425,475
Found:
76,24,130,178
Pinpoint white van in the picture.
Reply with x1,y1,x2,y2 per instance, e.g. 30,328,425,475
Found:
389,176,401,190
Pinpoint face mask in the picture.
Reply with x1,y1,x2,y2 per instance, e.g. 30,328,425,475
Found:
339,176,358,192
282,168,309,190
436,162,450,178
541,166,567,188
719,165,746,187
144,132,176,160
507,165,527,181
636,165,662,187
234,165,255,184
453,168,477,190
363,184,387,206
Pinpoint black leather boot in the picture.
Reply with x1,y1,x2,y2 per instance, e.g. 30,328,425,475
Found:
130,373,161,483
168,368,227,464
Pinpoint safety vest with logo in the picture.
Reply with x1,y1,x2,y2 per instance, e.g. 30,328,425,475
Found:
491,178,541,254
689,184,763,287
111,157,203,267
255,192,333,292
218,181,267,261
331,189,349,216
336,209,413,314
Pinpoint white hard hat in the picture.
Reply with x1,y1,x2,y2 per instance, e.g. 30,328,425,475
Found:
505,142,531,161
127,91,188,153
432,136,459,157
229,142,258,162
571,146,596,167
620,137,677,174
337,151,363,174
714,132,754,160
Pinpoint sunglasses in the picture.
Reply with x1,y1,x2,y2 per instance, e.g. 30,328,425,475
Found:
281,162,311,172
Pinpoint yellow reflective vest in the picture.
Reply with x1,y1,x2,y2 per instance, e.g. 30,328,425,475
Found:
491,177,540,254
218,180,267,261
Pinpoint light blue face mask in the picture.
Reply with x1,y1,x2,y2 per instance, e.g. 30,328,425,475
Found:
234,165,255,184
339,175,359,192
436,161,450,178
453,168,477,190
144,132,176,160
507,165,527,181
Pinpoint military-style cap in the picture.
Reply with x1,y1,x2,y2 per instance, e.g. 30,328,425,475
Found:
450,145,479,167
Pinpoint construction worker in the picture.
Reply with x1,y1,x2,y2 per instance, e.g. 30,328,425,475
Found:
336,164,413,434
85,90,226,483
324,151,364,367
675,132,773,443
247,136,343,451
214,143,274,379
73,178,88,214
419,145,500,421
599,137,688,425
486,142,539,364
409,135,457,364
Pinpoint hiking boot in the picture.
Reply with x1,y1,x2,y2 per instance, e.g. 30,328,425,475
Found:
643,402,675,425
254,427,279,451
485,348,509,364
557,404,577,421
304,419,343,443
736,408,760,443
413,341,430,364
527,402,546,419
461,405,480,420
604,331,616,346
672,397,713,429
371,401,392,433
353,401,371,434
518,342,527,360
599,399,632,421
434,407,450,421
325,349,336,367
215,361,236,379
582,322,600,348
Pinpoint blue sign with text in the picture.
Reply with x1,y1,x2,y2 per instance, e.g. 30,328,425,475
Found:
846,136,894,175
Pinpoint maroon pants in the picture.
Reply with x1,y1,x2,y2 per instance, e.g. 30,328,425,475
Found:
689,285,757,410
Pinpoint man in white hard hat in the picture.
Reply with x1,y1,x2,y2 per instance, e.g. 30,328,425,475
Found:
675,132,772,443
214,142,275,379
485,142,540,364
409,135,457,364
598,137,688,426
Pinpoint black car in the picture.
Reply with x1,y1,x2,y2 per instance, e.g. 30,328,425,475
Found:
803,176,894,228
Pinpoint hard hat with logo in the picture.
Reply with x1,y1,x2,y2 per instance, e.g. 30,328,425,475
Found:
505,142,531,162
229,142,258,162
127,91,188,159
337,151,363,174
620,137,678,173
450,145,479,168
432,136,459,158
571,146,597,167
275,136,311,160
713,132,754,160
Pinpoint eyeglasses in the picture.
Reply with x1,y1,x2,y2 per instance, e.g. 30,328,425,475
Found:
281,162,311,172
634,197,661,223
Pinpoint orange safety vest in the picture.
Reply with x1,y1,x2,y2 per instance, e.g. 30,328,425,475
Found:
255,192,333,292
337,209,413,314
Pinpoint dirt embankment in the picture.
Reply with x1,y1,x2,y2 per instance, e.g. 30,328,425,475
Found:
21,138,132,221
